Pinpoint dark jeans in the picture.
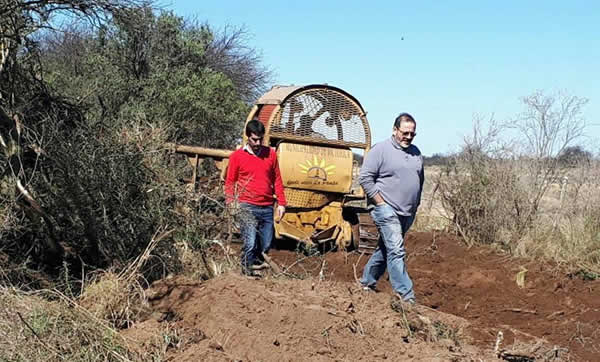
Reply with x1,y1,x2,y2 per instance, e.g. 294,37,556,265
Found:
238,203,274,273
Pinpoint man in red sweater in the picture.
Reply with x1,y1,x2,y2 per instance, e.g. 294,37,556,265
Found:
225,120,287,277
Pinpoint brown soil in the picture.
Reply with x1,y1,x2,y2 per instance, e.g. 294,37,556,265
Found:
123,231,600,361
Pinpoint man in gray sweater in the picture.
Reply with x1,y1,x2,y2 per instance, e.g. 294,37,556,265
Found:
359,113,424,303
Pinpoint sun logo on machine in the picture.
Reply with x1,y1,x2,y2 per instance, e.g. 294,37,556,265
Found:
298,156,336,181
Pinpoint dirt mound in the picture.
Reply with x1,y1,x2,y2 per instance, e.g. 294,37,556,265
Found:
125,273,485,361
122,231,599,361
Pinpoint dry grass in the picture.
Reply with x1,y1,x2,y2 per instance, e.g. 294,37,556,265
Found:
79,228,173,327
175,238,239,280
390,297,464,347
79,270,149,330
0,286,140,361
0,227,179,361
513,180,600,275
426,160,600,276
413,167,451,232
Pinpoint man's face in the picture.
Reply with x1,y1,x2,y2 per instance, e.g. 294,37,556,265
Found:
247,132,263,153
393,121,417,149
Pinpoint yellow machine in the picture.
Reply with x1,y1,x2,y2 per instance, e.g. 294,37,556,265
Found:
169,84,372,250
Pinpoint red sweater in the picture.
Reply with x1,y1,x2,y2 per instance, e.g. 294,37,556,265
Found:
225,146,287,207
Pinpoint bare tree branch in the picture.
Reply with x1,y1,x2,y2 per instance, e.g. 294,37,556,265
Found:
515,90,587,160
203,24,274,102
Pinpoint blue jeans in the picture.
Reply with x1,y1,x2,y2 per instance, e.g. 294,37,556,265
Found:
238,203,274,273
360,204,415,301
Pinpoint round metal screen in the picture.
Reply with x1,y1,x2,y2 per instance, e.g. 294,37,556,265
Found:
268,87,370,148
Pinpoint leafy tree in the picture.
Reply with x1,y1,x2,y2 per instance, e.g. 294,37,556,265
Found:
1,0,152,281
42,9,252,147
1,2,271,285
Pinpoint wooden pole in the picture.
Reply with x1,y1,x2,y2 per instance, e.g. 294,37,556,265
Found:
192,154,198,191
166,143,233,159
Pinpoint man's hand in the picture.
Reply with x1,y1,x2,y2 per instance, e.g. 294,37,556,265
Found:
226,201,239,216
373,193,386,206
276,205,286,222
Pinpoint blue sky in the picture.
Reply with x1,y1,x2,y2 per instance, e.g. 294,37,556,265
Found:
168,1,599,156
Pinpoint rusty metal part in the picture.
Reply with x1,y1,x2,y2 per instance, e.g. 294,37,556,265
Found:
275,207,377,252
348,157,365,199
284,188,337,209
275,201,355,249
166,143,233,159
357,213,379,254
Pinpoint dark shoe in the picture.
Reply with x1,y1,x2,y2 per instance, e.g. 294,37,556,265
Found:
360,283,377,292
242,269,262,279
250,262,270,271
397,294,415,304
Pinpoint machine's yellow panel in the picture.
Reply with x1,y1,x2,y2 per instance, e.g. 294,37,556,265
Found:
277,142,353,193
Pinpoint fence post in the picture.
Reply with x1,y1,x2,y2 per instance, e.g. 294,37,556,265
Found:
559,176,568,205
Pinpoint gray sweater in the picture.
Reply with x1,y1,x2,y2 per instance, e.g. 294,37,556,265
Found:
359,136,424,216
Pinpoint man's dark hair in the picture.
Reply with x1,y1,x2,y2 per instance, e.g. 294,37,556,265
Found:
246,119,266,137
394,113,416,128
